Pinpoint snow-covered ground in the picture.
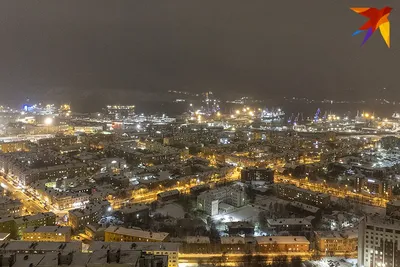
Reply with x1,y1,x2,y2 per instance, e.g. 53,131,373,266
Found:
155,203,185,219
211,196,290,224
307,257,357,267
212,205,261,224
254,195,290,211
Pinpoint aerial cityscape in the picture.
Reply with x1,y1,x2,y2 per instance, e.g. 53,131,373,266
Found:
1,94,400,267
0,1,399,267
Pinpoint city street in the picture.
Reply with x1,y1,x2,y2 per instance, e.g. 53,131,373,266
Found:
0,175,46,214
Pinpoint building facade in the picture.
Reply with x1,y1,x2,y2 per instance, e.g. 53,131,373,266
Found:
358,216,400,267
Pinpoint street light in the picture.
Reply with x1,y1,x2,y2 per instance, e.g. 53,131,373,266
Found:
44,117,53,125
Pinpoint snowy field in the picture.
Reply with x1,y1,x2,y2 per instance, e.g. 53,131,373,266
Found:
211,196,290,224
155,203,185,219
212,205,261,224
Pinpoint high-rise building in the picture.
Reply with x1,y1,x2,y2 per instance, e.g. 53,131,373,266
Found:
197,186,246,216
241,167,274,183
358,215,400,267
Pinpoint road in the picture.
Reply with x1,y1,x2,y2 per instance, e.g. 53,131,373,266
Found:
0,175,46,214
111,168,241,208
179,251,357,266
275,175,388,207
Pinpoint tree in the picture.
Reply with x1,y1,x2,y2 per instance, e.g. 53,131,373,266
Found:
271,255,288,267
291,256,302,267
245,186,256,203
258,211,268,230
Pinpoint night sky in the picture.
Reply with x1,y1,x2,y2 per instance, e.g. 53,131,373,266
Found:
0,1,398,110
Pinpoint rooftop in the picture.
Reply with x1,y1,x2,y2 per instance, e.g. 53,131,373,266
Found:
0,241,82,253
119,204,149,214
185,236,210,244
267,218,312,226
220,236,245,244
105,226,169,242
290,201,320,213
157,189,180,198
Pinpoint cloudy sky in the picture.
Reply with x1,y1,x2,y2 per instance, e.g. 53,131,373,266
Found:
0,0,398,110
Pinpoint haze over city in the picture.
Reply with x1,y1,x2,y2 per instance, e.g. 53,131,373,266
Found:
0,0,399,112
1,1,400,267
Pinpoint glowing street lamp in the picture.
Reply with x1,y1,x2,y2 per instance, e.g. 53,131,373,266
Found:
44,117,53,125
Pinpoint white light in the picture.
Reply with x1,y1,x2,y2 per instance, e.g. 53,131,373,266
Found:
44,117,53,125
107,207,112,212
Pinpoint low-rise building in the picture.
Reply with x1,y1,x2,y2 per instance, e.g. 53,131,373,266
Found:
157,190,180,202
104,226,169,243
115,204,150,227
0,240,82,254
22,226,72,242
0,141,29,153
276,184,330,208
315,230,358,254
85,224,106,241
68,200,110,232
88,242,179,267
256,236,310,252
0,212,57,239
0,197,23,217
227,221,254,236
267,218,312,235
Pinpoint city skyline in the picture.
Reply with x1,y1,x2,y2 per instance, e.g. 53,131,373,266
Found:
0,0,398,110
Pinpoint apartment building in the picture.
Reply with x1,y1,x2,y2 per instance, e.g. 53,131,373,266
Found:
315,230,358,253
256,236,310,252
0,212,56,239
22,226,72,242
276,184,330,208
267,218,312,236
68,201,110,231
358,216,400,267
89,242,179,267
104,226,169,243
197,186,246,216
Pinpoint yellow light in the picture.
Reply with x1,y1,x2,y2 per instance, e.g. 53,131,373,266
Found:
44,117,53,125
365,113,369,118
249,111,254,116
246,107,250,111
217,112,221,117
371,116,375,119
235,110,240,114
230,115,235,118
